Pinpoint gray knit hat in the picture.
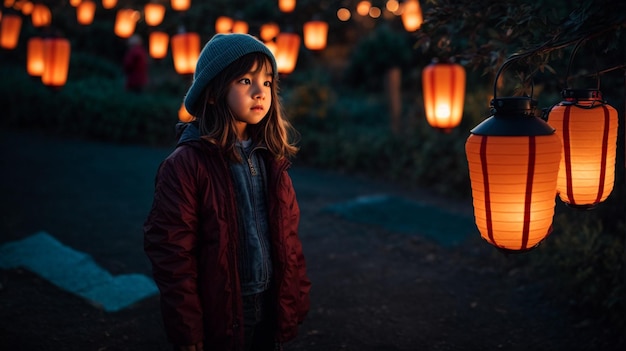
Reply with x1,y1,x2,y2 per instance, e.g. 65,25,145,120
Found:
183,33,277,115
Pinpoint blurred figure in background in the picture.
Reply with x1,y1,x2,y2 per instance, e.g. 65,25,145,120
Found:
123,34,148,92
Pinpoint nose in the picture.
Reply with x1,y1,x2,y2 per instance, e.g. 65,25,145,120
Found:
252,82,265,100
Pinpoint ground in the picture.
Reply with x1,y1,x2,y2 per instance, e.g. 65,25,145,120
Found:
0,129,623,350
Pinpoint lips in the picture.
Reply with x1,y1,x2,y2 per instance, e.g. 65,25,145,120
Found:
251,105,264,111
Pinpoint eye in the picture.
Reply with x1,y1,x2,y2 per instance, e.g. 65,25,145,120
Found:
264,81,272,87
238,78,251,85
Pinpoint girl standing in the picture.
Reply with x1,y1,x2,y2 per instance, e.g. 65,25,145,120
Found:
144,33,311,351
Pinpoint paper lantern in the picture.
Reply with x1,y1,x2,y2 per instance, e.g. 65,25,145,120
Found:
41,37,71,88
114,9,140,38
171,0,190,11
356,1,371,16
548,89,618,208
102,0,117,9
466,97,562,252
149,31,169,59
77,0,97,25
171,32,200,75
0,14,22,49
422,62,466,132
144,3,166,26
260,22,279,42
31,3,51,27
303,20,328,51
275,33,300,74
232,20,248,34
215,16,233,33
27,36,44,76
21,1,34,15
69,0,81,6
401,0,423,32
278,0,296,13
178,102,195,122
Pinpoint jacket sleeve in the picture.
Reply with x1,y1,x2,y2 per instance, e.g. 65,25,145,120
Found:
143,148,204,345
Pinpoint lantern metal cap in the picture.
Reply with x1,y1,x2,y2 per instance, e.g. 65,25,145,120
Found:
470,96,556,136
561,88,603,100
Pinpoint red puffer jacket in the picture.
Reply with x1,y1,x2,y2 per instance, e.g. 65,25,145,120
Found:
144,136,311,349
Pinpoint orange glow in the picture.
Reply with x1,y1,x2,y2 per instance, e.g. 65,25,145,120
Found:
21,1,34,15
401,0,422,31
215,16,233,33
278,0,296,13
548,91,618,208
0,14,22,49
42,37,71,88
171,32,200,75
77,0,96,25
303,20,328,51
102,0,117,9
31,3,51,27
232,20,249,34
422,63,466,131
356,1,371,16
171,0,190,11
69,0,81,6
149,31,169,59
114,9,140,38
144,3,166,26
337,8,351,21
260,22,280,42
275,33,300,74
179,103,195,122
27,37,44,76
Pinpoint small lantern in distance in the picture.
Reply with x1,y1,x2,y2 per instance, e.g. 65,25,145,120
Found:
76,0,97,25
114,9,140,38
31,3,51,27
303,20,328,51
547,89,618,209
144,3,166,27
401,0,422,32
179,102,195,122
422,61,466,132
465,97,562,252
232,20,249,34
41,37,71,89
0,13,22,49
27,36,45,76
171,0,191,11
275,33,300,75
260,22,279,42
102,0,118,9
149,31,169,59
215,16,233,33
171,32,200,75
278,0,296,13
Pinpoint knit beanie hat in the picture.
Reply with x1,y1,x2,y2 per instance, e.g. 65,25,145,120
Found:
183,33,277,115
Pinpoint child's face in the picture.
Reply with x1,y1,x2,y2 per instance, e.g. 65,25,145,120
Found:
227,59,273,138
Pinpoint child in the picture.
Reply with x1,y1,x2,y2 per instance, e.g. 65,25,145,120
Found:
144,33,311,351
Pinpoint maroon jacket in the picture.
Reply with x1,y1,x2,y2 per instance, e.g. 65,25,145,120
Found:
144,131,311,349
123,44,148,91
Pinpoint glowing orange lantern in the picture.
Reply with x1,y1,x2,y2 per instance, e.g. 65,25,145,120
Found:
69,0,81,6
401,0,423,32
102,0,117,9
275,33,300,74
0,14,22,49
171,32,200,75
149,31,169,59
179,102,195,122
466,97,562,252
232,20,248,34
547,89,618,208
31,3,51,27
144,3,165,26
303,20,328,51
422,62,466,132
171,0,190,11
278,0,296,13
260,22,279,42
215,16,233,33
41,37,71,88
77,0,97,25
27,36,44,76
21,1,34,15
114,9,140,38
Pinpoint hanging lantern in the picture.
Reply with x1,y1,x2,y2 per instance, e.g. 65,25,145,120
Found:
102,0,117,9
27,36,44,76
356,1,371,16
171,32,200,75
114,9,140,38
76,0,97,25
278,0,296,13
260,22,279,42
275,33,300,74
171,0,190,11
31,3,51,27
465,97,562,252
69,0,81,6
0,13,22,49
144,3,166,26
215,16,233,33
232,20,248,34
179,102,195,122
401,0,423,32
547,89,618,209
303,20,328,51
264,40,277,57
422,61,466,132
21,2,34,15
149,31,169,59
41,37,71,88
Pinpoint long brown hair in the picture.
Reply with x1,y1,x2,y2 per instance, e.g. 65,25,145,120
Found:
196,52,299,161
